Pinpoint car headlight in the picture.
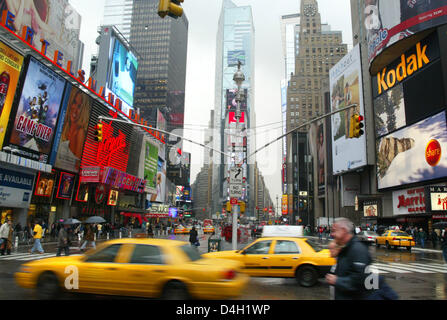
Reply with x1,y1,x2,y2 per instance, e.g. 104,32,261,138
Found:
19,266,33,273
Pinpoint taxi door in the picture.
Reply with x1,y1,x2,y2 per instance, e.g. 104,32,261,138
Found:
77,243,126,295
269,239,302,277
239,240,273,277
117,243,169,297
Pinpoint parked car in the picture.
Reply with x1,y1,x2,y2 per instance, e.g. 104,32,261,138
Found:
15,239,248,300
357,231,379,245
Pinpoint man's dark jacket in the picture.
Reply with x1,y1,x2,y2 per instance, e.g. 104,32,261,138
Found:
334,236,372,300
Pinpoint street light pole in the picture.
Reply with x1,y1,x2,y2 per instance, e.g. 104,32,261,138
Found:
231,61,245,250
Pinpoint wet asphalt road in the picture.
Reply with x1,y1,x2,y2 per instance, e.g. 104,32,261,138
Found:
1,232,446,300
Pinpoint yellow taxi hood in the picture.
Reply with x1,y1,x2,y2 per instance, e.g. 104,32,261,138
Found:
23,254,84,267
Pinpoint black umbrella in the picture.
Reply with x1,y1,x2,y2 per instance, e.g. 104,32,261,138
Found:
84,216,106,224
61,218,81,225
432,221,447,229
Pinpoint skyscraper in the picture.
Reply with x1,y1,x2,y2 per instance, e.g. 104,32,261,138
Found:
130,0,188,134
285,0,347,224
102,0,134,41
211,0,255,218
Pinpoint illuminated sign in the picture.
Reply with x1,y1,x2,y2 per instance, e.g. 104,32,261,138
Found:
34,170,55,197
102,167,146,194
0,10,164,144
108,189,119,206
56,172,75,200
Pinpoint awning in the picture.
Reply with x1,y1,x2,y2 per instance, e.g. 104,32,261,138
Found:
145,213,169,218
120,212,147,223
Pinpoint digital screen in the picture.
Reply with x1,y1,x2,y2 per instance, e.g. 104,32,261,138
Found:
109,38,138,107
377,111,447,190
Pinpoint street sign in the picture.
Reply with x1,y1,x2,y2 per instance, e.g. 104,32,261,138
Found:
229,184,243,198
229,167,243,184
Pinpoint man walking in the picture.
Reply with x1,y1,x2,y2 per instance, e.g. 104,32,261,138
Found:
30,220,44,254
57,224,70,256
325,217,372,300
0,219,12,255
441,227,447,264
189,226,199,248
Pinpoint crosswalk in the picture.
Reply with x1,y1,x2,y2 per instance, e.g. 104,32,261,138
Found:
0,248,82,262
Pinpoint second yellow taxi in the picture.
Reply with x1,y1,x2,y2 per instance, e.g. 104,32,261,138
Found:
15,238,248,300
203,235,335,287
375,230,415,251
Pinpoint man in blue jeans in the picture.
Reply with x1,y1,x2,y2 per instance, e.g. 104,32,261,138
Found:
30,220,44,254
442,228,447,264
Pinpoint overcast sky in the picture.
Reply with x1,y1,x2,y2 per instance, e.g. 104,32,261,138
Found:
69,0,353,206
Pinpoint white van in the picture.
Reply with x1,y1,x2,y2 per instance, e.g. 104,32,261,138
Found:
261,225,304,238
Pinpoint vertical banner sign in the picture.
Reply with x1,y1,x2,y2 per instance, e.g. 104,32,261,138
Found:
144,140,159,193
282,194,288,215
8,57,66,163
56,172,75,200
0,41,24,148
330,45,367,174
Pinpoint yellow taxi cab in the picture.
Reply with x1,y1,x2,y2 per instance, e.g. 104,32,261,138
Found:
203,225,215,234
15,238,248,300
174,225,188,234
375,230,415,251
203,234,335,287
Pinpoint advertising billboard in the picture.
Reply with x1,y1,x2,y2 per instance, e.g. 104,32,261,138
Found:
0,168,34,208
34,170,56,197
392,186,427,215
109,37,138,107
0,41,24,149
144,140,159,193
316,122,325,194
56,171,75,200
51,86,92,172
377,111,447,190
226,89,248,112
330,45,367,174
228,50,245,66
365,0,447,64
0,0,82,68
7,57,66,163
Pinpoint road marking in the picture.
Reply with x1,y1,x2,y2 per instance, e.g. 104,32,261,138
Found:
371,263,411,273
16,254,56,261
374,262,433,273
0,252,36,259
410,263,447,273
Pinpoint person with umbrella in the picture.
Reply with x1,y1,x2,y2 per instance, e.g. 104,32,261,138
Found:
80,223,96,252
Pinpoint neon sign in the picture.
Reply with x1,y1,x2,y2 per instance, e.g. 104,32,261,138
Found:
0,10,165,144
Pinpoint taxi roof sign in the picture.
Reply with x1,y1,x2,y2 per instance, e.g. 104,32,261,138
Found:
261,225,304,238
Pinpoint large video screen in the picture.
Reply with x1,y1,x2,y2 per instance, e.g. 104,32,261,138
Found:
377,111,447,190
109,38,138,108
365,0,447,64
8,57,66,163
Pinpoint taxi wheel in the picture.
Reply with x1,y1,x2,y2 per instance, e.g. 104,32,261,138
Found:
162,281,190,300
36,272,60,300
296,266,318,287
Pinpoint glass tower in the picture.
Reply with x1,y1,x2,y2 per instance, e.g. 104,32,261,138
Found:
212,0,255,217
102,0,134,41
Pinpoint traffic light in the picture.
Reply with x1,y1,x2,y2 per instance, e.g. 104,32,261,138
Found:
352,114,364,138
95,122,103,142
238,201,245,213
226,201,231,212
158,0,184,19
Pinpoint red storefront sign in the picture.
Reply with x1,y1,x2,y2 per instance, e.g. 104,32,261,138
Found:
79,166,101,183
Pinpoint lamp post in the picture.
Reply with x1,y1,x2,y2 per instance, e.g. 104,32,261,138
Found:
231,61,245,250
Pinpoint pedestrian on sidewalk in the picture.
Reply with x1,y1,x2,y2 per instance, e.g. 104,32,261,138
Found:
419,228,426,248
80,224,96,252
325,217,372,300
0,219,13,255
57,224,70,256
431,230,438,249
441,227,447,264
30,220,44,254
